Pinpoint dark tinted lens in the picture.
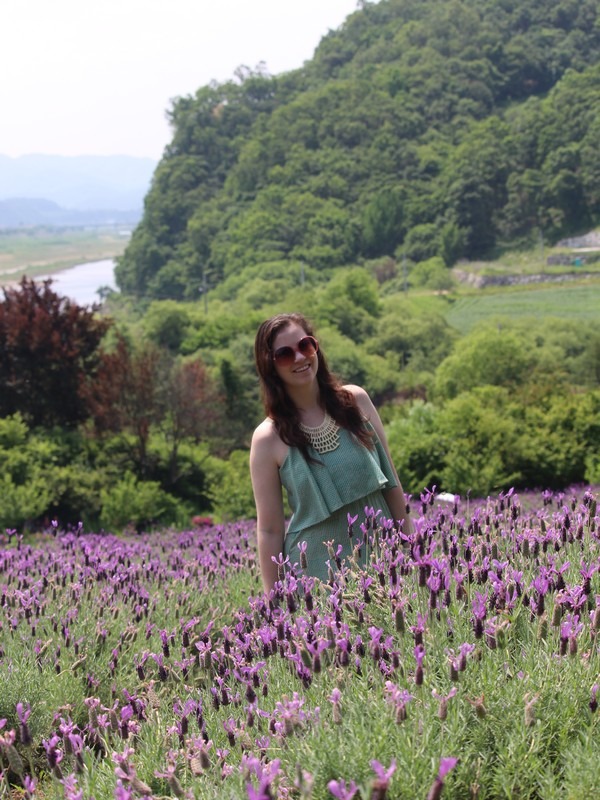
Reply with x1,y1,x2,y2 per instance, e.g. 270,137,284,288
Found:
298,336,318,357
272,346,295,366
272,336,318,367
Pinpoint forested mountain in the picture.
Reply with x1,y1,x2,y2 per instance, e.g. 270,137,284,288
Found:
116,0,600,300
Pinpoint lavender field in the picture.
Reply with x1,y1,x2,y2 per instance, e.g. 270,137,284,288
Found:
1,487,599,799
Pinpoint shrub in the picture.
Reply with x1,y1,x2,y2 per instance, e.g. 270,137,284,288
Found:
99,472,183,532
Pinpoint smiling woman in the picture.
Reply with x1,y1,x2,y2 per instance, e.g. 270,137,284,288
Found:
250,312,413,592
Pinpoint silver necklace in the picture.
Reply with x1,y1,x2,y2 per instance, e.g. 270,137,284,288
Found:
299,412,340,453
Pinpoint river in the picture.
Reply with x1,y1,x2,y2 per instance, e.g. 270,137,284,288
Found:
37,258,118,306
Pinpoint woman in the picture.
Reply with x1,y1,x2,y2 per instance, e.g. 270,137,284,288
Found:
250,312,412,593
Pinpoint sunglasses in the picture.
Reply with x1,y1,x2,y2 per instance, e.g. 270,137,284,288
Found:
272,335,319,368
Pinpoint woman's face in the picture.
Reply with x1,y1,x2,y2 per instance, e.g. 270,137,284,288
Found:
271,321,319,390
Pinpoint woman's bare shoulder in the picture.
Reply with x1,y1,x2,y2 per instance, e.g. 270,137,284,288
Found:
252,417,277,444
343,384,373,413
343,383,369,399
251,418,288,465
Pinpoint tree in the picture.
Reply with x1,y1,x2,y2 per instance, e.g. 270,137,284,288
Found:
434,327,533,401
86,337,221,483
362,188,406,257
86,337,166,476
0,278,110,428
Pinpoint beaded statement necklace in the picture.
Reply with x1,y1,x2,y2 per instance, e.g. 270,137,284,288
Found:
299,412,340,453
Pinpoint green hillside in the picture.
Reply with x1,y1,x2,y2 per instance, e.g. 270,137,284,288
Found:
116,0,600,301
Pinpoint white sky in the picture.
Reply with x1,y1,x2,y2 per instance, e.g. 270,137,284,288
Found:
1,0,361,160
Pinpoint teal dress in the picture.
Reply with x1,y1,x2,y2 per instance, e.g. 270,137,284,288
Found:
279,425,398,581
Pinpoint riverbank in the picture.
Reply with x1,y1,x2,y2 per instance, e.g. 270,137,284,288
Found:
0,226,129,285
1,258,118,306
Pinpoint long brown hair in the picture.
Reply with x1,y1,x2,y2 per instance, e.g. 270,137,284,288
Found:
254,313,373,460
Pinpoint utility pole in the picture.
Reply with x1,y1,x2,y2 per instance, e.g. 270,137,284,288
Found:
199,266,208,313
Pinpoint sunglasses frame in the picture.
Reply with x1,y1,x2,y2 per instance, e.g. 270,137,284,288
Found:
272,335,319,368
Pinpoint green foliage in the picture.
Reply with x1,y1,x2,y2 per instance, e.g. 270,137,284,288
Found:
312,325,399,402
99,471,183,531
116,0,600,301
315,267,381,343
386,402,445,494
436,387,524,495
434,326,534,400
142,300,192,350
362,187,406,256
0,418,104,529
370,300,458,374
408,256,456,291
401,223,440,264
204,450,256,521
0,473,53,530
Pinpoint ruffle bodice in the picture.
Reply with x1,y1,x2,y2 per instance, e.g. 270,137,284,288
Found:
279,425,398,536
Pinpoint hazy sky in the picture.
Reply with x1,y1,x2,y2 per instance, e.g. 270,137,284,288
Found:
1,0,361,161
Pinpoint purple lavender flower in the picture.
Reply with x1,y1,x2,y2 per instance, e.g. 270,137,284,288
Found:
370,758,397,799
426,756,459,800
384,681,414,723
414,644,426,686
432,687,458,720
16,702,32,747
471,592,487,638
327,778,358,799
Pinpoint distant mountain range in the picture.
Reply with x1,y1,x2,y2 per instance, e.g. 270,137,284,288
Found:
0,154,157,226
0,197,143,227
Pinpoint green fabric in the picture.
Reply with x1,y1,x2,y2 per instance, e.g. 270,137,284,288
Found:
279,426,398,581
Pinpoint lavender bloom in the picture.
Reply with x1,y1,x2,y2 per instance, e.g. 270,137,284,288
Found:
60,773,84,800
327,778,359,799
370,758,397,799
328,688,343,725
432,687,458,720
384,681,414,723
23,776,37,800
16,702,32,747
426,756,459,800
414,644,426,686
471,592,488,638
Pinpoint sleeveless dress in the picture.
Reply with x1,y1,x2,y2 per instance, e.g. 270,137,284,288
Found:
279,424,398,581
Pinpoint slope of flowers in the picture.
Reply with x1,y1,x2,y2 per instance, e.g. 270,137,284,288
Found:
0,489,599,799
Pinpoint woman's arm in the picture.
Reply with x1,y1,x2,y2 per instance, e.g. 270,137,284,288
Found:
250,421,287,594
346,384,414,535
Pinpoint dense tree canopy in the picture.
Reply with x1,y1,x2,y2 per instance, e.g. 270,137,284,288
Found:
116,0,600,300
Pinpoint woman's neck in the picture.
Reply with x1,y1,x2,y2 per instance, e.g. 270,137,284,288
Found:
288,383,322,423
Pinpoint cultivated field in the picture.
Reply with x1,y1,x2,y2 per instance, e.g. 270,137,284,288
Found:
445,280,600,333
1,488,598,799
0,228,129,284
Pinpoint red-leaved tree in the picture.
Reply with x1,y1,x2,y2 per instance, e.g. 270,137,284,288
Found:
0,278,111,427
86,336,221,481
